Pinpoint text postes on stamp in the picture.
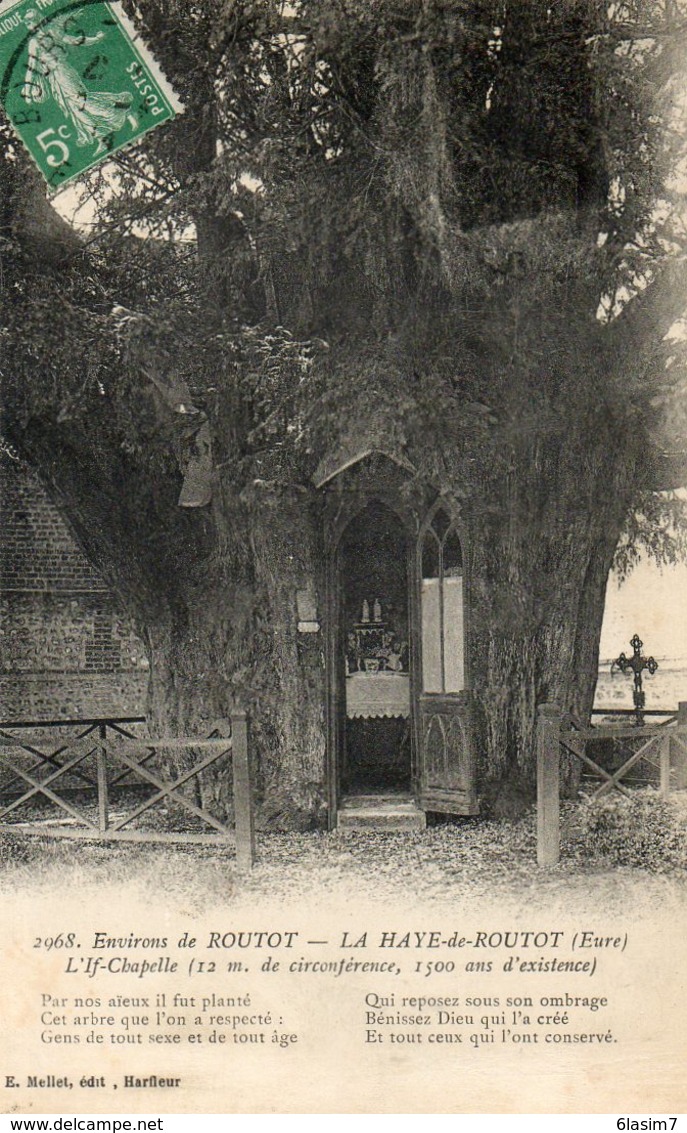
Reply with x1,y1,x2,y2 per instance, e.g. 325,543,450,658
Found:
0,0,183,187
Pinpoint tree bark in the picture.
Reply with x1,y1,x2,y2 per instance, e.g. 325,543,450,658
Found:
141,484,327,829
467,417,638,814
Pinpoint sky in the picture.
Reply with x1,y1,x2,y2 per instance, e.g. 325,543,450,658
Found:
600,558,687,663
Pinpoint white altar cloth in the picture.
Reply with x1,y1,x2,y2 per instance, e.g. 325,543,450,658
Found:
346,672,410,719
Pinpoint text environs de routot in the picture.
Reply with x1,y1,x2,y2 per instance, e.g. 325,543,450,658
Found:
76,928,628,950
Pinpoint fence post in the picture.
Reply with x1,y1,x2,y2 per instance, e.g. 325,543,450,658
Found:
231,710,255,872
97,722,109,835
536,703,561,867
673,702,687,791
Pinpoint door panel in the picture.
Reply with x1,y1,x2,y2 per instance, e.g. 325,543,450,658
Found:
414,504,478,815
420,578,442,691
418,692,477,814
442,577,464,691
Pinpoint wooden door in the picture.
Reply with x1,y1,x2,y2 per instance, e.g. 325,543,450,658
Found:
414,503,478,815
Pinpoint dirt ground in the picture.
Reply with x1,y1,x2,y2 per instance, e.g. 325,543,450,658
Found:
2,812,686,917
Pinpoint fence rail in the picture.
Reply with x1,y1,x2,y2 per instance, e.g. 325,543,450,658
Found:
0,712,255,871
536,701,687,867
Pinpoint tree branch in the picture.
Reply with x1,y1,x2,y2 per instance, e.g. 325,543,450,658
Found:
2,150,81,264
604,255,687,367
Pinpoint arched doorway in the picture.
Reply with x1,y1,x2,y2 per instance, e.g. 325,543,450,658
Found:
319,451,478,826
339,501,411,793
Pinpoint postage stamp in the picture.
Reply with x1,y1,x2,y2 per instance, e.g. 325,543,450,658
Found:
0,0,183,187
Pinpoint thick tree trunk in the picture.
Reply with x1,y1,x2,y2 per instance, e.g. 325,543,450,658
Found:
141,483,328,830
467,420,638,814
11,416,327,829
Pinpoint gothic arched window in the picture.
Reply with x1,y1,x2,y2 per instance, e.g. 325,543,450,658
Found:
420,507,465,693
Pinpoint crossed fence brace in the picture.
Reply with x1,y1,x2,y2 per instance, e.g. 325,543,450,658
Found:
0,712,254,871
560,717,678,800
536,702,687,867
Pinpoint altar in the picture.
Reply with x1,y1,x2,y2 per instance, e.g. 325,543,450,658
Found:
346,671,410,719
341,561,411,790
344,598,409,723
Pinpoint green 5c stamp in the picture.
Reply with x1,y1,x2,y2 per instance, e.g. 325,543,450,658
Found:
0,0,183,187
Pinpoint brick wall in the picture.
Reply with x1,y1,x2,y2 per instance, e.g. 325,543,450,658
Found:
0,459,147,721
0,462,105,592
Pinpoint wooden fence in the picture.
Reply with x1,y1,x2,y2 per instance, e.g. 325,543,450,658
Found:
0,712,255,871
536,701,687,867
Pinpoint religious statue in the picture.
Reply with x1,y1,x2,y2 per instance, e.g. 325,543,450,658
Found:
346,632,361,674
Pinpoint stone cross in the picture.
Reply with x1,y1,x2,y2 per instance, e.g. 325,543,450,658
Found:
612,633,658,726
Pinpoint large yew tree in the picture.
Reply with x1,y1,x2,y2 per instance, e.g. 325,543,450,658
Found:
2,0,687,823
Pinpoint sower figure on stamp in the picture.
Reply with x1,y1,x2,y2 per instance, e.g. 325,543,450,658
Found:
21,8,137,154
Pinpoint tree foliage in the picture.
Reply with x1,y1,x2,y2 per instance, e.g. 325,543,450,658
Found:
3,0,687,808
4,0,687,480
